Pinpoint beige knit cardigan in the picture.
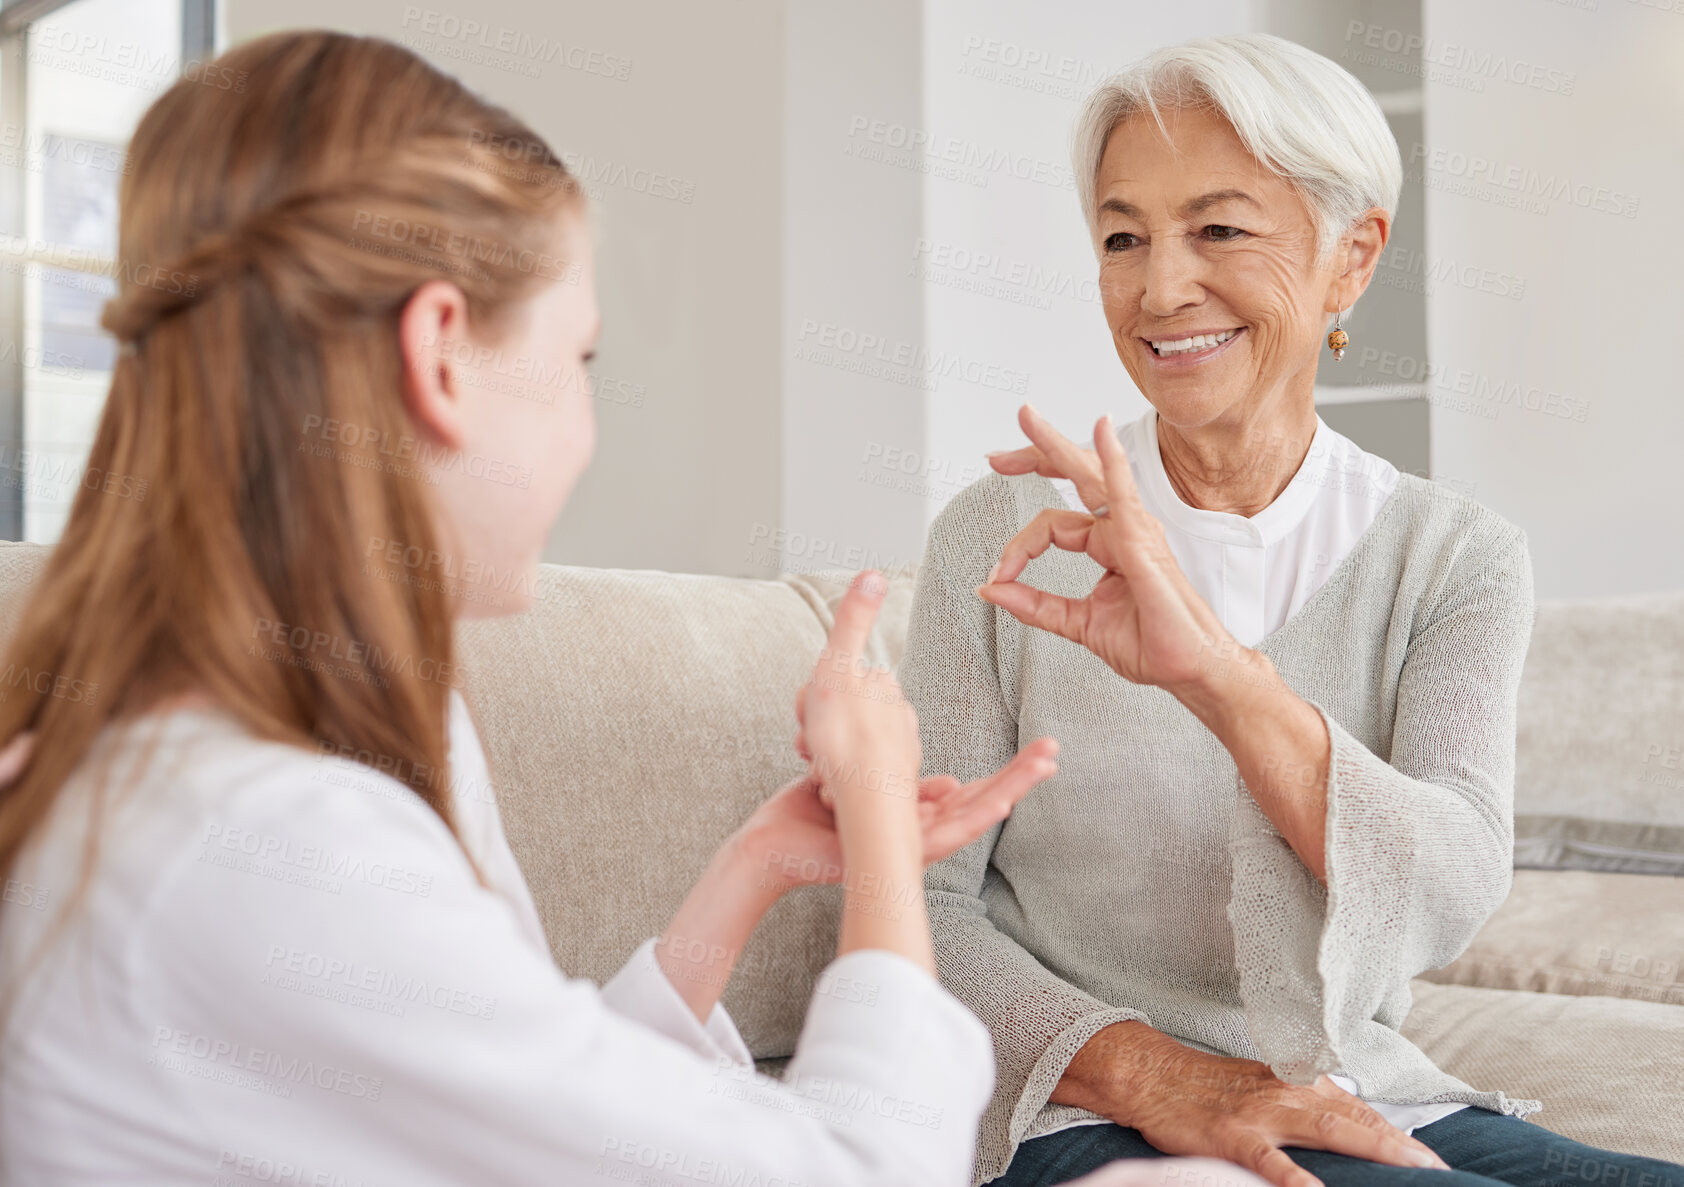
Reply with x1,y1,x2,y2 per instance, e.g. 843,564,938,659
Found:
901,469,1542,1185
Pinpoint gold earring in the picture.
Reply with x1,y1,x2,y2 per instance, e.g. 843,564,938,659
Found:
1327,308,1348,361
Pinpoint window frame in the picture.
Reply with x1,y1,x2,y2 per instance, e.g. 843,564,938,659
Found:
0,0,214,538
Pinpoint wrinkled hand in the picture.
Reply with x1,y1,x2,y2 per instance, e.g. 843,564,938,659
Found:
980,404,1246,694
1062,1023,1450,1187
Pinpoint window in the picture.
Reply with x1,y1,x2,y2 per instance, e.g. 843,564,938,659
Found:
0,0,213,541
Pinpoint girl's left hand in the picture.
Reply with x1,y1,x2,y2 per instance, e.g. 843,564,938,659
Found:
735,740,1058,898
980,403,1246,696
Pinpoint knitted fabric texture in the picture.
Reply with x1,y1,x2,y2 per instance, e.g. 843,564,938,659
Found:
901,469,1543,1185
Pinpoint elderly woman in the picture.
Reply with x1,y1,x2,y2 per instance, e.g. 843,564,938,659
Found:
902,33,1684,1187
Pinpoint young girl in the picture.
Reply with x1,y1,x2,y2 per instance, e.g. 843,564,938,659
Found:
0,31,1063,1185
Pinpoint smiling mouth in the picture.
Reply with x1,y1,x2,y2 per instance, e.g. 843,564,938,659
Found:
1146,327,1243,358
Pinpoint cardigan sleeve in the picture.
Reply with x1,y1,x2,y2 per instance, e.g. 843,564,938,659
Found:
1227,522,1536,1086
904,479,1152,1183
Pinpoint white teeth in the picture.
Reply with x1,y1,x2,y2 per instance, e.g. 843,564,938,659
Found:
1150,328,1239,356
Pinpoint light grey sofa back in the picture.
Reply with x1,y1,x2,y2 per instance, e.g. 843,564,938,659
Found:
1513,591,1684,874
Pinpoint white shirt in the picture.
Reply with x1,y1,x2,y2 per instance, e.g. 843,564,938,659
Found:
1055,409,1465,1134
0,692,995,1185
1053,408,1401,647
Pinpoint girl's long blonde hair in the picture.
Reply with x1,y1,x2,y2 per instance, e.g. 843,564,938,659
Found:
0,31,579,912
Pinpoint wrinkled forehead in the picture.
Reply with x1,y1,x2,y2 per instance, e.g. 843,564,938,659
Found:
1094,108,1307,224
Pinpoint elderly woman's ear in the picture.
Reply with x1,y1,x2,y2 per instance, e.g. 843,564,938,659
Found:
1328,206,1392,312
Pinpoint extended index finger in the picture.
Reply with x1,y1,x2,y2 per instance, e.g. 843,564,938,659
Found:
819,569,887,673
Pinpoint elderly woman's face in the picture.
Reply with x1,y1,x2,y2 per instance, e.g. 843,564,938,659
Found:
1094,105,1338,428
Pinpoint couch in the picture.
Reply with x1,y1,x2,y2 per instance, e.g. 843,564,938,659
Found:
2,541,1679,1166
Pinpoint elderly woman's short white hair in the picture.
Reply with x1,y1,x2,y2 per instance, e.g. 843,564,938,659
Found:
1074,33,1402,262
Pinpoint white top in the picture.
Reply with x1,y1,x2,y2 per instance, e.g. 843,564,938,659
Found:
0,693,995,1185
1055,408,1464,1135
1053,408,1401,648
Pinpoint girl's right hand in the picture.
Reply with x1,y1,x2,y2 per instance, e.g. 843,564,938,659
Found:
798,571,923,815
790,570,1058,975
791,570,1059,845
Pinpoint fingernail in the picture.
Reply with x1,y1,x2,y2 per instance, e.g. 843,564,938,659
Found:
985,562,1001,583
1024,402,1040,417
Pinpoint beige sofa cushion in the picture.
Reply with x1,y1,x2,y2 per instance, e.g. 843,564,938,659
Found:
1423,869,1684,1006
457,566,918,1058
1514,593,1684,873
1402,979,1684,1162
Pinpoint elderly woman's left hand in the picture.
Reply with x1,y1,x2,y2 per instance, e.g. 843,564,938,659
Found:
979,403,1248,695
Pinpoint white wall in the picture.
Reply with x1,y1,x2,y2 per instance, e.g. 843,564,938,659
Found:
1423,0,1684,597
778,1,929,577
227,0,785,578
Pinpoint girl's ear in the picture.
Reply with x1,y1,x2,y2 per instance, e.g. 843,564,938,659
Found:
398,280,473,451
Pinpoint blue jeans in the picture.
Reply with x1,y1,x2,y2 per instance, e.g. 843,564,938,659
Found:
989,1109,1684,1187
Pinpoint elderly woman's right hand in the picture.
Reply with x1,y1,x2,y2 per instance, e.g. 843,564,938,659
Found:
977,404,1247,699
1055,1022,1450,1187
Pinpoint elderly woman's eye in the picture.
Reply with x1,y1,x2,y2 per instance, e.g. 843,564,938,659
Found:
1204,224,1246,242
1103,232,1138,253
